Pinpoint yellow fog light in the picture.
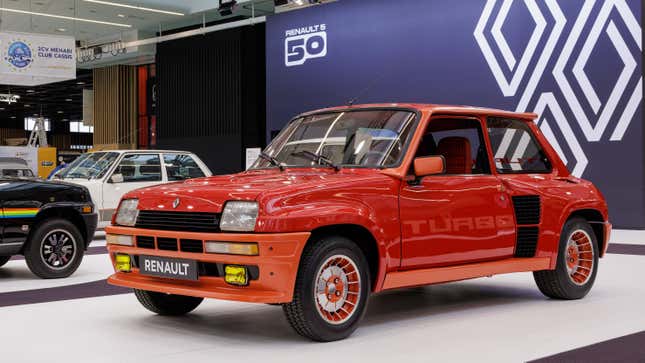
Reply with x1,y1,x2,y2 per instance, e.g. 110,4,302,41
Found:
205,241,259,256
224,265,248,286
115,254,131,272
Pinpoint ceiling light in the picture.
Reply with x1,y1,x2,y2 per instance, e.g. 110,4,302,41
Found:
117,13,125,18
56,28,66,32
66,98,73,101
10,116,16,119
83,0,184,16
26,89,35,93
57,110,63,113
0,7,131,28
77,81,85,85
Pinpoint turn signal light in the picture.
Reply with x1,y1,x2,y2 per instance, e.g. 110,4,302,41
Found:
81,205,93,213
224,265,248,286
205,242,259,256
115,254,131,272
106,234,134,246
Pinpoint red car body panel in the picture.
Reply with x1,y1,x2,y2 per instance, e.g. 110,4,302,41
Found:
106,103,610,302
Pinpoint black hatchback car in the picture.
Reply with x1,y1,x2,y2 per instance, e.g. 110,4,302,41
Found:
0,177,98,278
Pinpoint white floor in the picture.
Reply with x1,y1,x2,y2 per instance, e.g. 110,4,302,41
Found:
0,230,644,362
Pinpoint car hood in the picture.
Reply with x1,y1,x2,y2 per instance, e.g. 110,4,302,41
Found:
127,169,390,213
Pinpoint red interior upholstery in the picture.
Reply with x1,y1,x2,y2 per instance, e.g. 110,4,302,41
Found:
436,137,472,174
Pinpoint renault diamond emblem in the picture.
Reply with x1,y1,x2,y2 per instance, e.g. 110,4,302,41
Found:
172,198,180,209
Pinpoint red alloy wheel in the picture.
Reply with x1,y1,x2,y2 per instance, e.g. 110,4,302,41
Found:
564,230,595,286
314,254,362,325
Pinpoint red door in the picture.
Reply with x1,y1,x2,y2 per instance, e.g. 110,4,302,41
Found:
399,116,516,269
400,175,516,269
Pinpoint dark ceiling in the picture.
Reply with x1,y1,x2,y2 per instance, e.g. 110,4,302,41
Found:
0,70,92,130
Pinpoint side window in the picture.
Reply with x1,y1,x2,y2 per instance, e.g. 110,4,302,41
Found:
415,118,491,175
114,154,161,182
487,118,551,173
163,153,206,181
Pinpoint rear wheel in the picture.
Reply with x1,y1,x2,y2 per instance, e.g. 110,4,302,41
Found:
0,256,11,267
134,289,203,316
534,218,599,299
283,236,370,342
24,218,85,279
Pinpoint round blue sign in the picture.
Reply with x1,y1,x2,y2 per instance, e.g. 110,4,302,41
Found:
6,41,33,68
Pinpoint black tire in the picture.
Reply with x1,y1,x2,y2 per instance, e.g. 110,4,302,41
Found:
534,218,599,299
283,236,370,342
134,289,203,316
24,218,85,279
0,255,11,267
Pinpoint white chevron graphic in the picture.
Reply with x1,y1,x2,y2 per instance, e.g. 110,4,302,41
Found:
475,0,642,177
474,0,546,97
553,0,642,142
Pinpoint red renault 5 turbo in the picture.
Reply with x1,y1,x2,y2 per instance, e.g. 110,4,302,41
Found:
106,104,610,341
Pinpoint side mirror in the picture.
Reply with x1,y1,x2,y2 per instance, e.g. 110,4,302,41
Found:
414,156,445,177
110,173,124,183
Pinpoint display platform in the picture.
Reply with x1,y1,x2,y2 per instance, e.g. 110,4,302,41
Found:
0,230,643,362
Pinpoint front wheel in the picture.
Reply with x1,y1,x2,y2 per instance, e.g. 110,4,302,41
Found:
283,236,370,342
0,255,11,267
533,218,599,299
134,289,203,316
24,218,85,279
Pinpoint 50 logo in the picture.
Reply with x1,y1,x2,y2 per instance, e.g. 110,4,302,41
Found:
284,24,327,67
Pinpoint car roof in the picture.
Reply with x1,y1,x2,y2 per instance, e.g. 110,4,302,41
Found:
299,103,538,121
0,163,31,169
88,149,195,154
0,157,28,166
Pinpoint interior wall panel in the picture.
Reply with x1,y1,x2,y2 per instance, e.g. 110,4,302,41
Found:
92,65,137,150
156,24,265,174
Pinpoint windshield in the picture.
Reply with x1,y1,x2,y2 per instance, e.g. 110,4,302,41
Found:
58,152,119,179
252,109,416,169
1,168,34,177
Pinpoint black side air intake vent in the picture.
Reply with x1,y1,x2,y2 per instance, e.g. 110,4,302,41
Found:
512,195,541,225
515,227,539,257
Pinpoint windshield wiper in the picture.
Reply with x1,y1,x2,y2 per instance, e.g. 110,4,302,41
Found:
259,152,285,171
291,150,340,171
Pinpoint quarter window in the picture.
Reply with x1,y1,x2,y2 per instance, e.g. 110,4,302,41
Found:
113,154,162,182
487,118,551,173
163,154,205,181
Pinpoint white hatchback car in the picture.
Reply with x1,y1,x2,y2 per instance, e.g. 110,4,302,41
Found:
56,150,212,225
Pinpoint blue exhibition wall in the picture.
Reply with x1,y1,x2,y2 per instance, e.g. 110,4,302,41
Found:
266,0,643,228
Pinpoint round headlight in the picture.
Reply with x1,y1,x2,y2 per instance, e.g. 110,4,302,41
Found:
220,201,258,232
115,199,139,226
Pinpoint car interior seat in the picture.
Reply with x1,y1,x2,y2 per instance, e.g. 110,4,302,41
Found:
436,137,472,174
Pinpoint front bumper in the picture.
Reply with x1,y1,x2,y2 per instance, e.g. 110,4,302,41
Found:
83,213,99,247
105,225,310,304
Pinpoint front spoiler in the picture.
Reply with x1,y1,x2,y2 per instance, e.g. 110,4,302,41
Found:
105,225,310,304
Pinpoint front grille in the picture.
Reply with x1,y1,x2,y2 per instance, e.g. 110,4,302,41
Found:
135,210,220,232
136,236,155,249
157,237,178,251
180,239,204,253
515,227,539,257
512,195,541,225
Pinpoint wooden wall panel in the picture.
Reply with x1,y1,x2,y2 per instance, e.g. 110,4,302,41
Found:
0,128,28,145
92,65,138,150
